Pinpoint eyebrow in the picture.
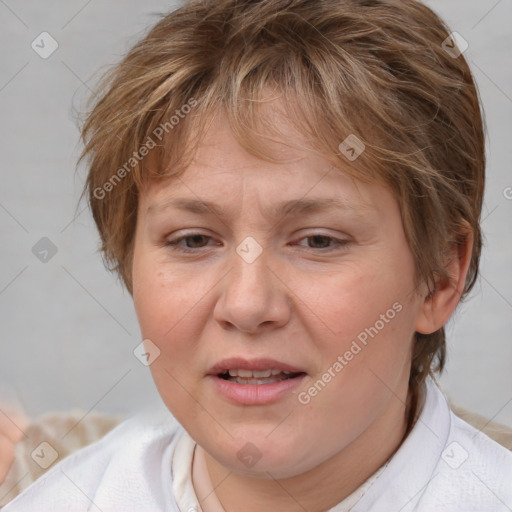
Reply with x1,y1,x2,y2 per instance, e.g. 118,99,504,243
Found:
147,197,372,220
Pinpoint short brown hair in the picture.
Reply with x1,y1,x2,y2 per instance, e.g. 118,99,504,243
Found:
80,0,485,428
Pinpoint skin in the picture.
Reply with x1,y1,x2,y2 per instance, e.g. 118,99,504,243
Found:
132,108,471,512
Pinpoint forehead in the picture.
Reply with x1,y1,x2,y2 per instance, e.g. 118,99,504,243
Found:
140,89,387,199
140,113,394,224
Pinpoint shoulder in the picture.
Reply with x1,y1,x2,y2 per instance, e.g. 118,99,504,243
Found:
417,400,512,511
360,379,512,512
3,408,183,512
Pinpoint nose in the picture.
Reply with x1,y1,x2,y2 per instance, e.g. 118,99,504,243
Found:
213,248,292,334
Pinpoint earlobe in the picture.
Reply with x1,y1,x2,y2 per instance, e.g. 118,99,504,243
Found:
415,228,474,335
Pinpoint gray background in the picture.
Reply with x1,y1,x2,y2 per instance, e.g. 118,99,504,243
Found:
1,0,511,427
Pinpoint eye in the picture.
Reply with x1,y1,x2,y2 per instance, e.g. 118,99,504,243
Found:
166,234,216,253
302,235,333,249
295,234,349,251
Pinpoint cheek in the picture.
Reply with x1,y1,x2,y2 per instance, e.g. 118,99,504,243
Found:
299,254,419,394
294,266,418,435
132,255,214,421
132,253,216,367
308,265,414,342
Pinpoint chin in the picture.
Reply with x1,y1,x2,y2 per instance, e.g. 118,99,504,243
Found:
204,430,319,479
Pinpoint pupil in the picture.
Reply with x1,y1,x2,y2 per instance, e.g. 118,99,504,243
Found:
309,235,330,248
188,235,207,248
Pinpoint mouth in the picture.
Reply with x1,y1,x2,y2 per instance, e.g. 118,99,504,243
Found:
207,358,307,405
217,369,306,385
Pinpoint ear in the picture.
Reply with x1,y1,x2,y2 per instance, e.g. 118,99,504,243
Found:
415,227,474,335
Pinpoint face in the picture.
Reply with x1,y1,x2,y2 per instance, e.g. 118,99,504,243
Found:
132,110,427,479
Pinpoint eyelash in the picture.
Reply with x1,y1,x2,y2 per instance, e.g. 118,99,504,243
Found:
165,233,349,254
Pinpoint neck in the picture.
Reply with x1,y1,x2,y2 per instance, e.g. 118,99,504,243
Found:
200,392,409,512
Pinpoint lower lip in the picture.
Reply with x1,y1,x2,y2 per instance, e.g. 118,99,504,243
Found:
208,374,307,405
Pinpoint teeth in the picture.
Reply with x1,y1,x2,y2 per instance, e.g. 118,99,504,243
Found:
221,369,302,385
252,369,272,378
225,369,293,378
233,377,281,385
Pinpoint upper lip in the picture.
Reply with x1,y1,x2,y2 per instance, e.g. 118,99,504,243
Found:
207,357,306,376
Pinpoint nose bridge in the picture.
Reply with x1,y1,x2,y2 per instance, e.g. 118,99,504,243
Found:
232,253,268,297
214,242,291,333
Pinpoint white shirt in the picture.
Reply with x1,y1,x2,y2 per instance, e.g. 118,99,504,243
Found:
4,378,512,511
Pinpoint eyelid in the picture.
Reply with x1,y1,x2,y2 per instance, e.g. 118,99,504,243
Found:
291,227,350,241
292,233,350,251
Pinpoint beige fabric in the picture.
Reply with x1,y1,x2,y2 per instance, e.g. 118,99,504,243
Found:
0,409,120,507
0,405,510,507
450,403,512,449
